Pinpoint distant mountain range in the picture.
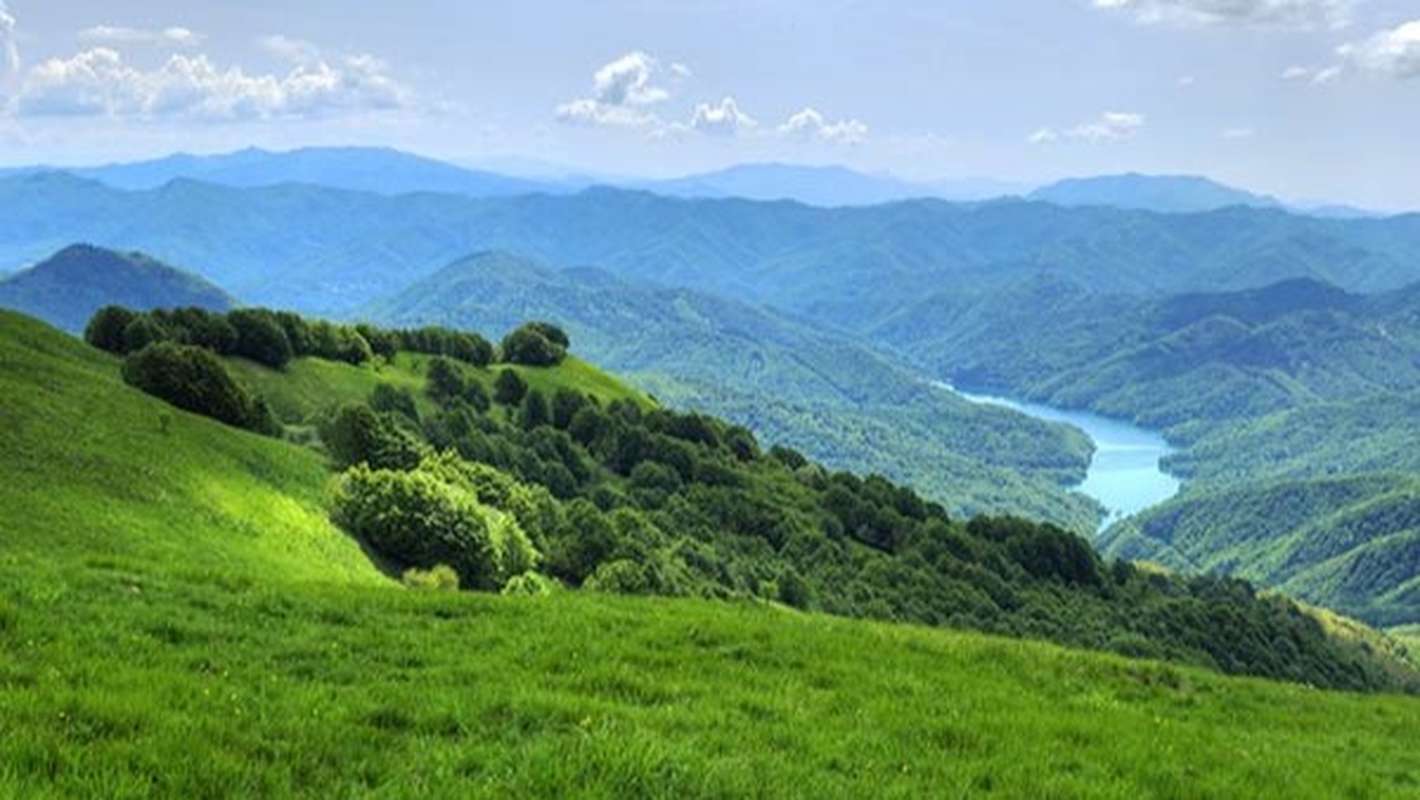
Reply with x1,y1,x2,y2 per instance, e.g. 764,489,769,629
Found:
0,244,235,333
2,146,1390,214
10,147,560,198
3,171,1417,320
1028,174,1282,213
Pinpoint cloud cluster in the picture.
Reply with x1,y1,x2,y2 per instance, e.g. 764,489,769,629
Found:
555,50,672,128
1030,111,1145,144
556,51,869,146
1092,0,1356,30
79,26,205,48
687,96,757,136
16,47,412,120
778,107,869,145
0,4,416,122
1339,20,1420,80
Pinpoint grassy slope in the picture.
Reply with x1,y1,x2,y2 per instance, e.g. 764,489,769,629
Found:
4,310,1420,797
227,351,653,425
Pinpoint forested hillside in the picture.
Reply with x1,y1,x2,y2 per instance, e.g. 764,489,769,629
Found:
15,306,1414,693
367,251,1099,528
878,276,1420,438
0,244,235,334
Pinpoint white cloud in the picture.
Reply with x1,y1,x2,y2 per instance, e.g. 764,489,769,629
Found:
1281,63,1343,83
1092,0,1356,30
688,96,757,136
1177,75,1196,87
1031,111,1145,144
1,1,20,79
14,46,413,120
555,96,657,128
777,107,869,145
259,35,322,64
555,50,677,128
78,26,206,48
1222,127,1255,139
1338,20,1420,80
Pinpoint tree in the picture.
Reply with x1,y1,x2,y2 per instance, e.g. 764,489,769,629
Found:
551,388,588,430
121,342,276,435
500,324,566,366
525,321,570,349
228,309,293,369
519,389,551,430
426,357,467,405
84,306,137,353
494,369,528,406
332,464,498,589
369,383,419,421
318,403,426,471
122,315,168,353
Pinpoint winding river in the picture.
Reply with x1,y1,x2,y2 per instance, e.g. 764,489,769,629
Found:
936,383,1181,527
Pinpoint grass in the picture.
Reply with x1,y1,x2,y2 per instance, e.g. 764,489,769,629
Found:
226,352,653,425
4,309,1420,798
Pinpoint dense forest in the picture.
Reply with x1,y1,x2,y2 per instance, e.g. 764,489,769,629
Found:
79,304,1420,693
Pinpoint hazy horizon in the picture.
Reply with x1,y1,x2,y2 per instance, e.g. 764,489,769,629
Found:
0,1,1417,209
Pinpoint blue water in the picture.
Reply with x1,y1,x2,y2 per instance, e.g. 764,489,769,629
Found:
937,383,1181,526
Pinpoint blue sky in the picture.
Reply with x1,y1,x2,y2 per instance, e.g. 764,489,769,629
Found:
0,0,1416,208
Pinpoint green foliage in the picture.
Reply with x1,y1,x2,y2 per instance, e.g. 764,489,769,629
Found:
228,308,294,369
120,342,278,435
401,564,460,591
368,382,419,422
7,308,1420,798
332,463,499,589
121,314,167,352
83,305,136,353
501,322,567,366
494,368,528,406
317,403,427,471
518,388,551,430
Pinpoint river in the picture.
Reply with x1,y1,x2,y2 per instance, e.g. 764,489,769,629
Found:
936,383,1181,528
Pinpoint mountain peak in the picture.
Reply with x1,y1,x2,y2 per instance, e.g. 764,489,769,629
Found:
1030,173,1282,213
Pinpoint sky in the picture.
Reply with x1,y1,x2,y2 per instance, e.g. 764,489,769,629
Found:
0,0,1416,208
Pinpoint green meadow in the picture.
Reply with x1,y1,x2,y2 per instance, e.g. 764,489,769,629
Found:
3,309,1420,798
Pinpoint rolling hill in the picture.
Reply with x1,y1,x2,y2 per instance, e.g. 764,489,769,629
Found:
0,244,236,333
3,307,1420,798
876,276,1420,437
366,251,1101,529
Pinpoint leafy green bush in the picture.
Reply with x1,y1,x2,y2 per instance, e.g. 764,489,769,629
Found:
501,571,555,597
318,403,427,471
500,323,567,366
332,464,498,589
494,369,528,406
402,564,461,591
228,309,294,369
121,343,278,435
369,383,419,422
84,305,137,353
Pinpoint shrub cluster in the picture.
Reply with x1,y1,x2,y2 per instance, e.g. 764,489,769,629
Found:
332,454,539,591
121,343,280,435
85,306,499,371
500,322,569,366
